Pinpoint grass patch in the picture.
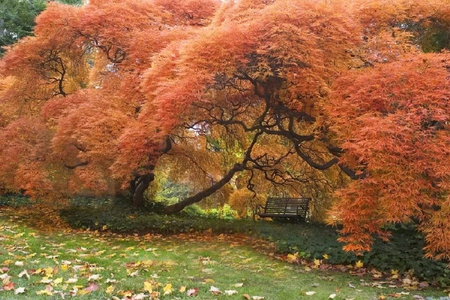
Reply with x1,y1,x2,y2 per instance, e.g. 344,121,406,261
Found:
58,200,450,288
0,209,448,300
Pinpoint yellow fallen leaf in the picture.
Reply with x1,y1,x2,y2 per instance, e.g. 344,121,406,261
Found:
44,267,54,277
323,254,329,260
36,289,52,296
163,283,173,295
179,286,186,293
106,285,115,294
53,277,63,285
144,281,152,293
286,253,299,263
355,260,364,268
314,259,321,267
3,260,13,266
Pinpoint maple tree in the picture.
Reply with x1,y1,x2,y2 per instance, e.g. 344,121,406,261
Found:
0,0,450,259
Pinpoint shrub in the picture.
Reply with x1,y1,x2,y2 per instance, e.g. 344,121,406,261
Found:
0,194,32,207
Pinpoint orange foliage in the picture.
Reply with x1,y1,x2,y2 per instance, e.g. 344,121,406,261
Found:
1,0,450,258
325,54,450,259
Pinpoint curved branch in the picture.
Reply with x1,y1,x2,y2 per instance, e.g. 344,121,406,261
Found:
164,131,262,213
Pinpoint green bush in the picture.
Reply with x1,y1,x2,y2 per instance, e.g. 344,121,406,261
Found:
0,194,32,207
257,222,449,286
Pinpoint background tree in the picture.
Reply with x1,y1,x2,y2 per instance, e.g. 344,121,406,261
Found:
0,0,83,56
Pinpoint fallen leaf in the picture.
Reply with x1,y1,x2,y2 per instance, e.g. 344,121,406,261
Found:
36,285,53,296
234,282,244,287
388,293,402,298
0,273,11,283
3,281,14,291
144,281,153,293
210,286,221,295
88,274,101,281
106,285,115,294
286,253,299,263
329,293,337,299
225,290,238,295
85,282,99,292
66,277,78,283
314,259,321,267
163,283,173,295
252,296,265,300
40,277,53,284
187,288,199,296
179,286,186,293
18,270,30,280
14,287,26,295
14,261,24,267
243,294,251,300
355,260,364,268
305,291,316,296
134,293,149,299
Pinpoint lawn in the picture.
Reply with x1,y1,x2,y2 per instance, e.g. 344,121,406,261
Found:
0,208,449,299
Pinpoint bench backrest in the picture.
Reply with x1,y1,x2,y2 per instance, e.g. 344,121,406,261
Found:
264,197,310,215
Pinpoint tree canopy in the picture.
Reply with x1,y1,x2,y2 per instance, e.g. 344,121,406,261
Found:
0,0,449,259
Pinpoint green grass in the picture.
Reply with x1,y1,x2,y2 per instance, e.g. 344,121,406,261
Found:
59,200,450,287
0,209,448,299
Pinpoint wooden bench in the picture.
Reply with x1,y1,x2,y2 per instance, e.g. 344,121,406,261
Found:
253,197,311,221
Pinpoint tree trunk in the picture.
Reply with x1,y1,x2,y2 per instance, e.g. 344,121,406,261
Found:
132,174,154,208
164,163,244,213
130,135,172,208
